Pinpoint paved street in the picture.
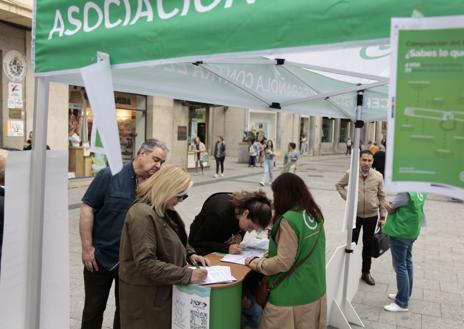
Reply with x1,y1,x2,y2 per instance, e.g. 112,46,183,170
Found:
68,154,464,329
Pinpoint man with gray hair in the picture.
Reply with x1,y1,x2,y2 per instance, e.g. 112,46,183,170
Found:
79,139,168,329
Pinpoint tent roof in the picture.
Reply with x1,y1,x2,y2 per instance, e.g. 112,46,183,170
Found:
33,1,464,120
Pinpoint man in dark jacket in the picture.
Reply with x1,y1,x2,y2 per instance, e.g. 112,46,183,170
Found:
373,145,386,178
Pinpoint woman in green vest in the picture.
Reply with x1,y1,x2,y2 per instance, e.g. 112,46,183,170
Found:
382,192,427,313
245,173,326,329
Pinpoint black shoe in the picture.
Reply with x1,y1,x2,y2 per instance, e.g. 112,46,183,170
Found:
361,273,375,286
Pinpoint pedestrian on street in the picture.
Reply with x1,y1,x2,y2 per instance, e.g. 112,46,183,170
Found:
282,142,299,174
372,144,386,178
213,136,226,178
192,136,206,175
258,140,266,168
335,150,386,286
246,173,327,329
345,138,352,155
118,165,209,329
260,140,275,186
249,139,259,167
300,134,307,155
79,138,168,329
381,192,427,313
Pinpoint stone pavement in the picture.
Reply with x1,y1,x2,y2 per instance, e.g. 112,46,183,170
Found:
68,154,464,329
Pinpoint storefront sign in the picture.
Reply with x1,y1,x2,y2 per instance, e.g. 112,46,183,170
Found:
7,119,24,137
386,16,464,199
172,285,211,329
9,109,23,120
177,126,187,141
8,82,23,108
114,92,136,110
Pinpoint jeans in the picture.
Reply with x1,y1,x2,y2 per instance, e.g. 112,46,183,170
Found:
262,158,273,184
352,216,377,274
81,266,120,329
249,156,257,167
215,156,225,174
390,237,415,308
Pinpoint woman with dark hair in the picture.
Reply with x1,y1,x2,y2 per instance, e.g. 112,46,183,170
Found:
188,191,272,255
246,173,327,329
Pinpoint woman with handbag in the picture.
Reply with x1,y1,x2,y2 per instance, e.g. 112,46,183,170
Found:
245,173,327,329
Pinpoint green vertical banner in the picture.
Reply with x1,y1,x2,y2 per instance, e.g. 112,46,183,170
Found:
386,16,464,200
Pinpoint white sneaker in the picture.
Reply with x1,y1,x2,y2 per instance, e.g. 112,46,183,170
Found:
384,303,408,312
220,173,224,177
259,181,265,186
213,174,218,178
388,293,396,301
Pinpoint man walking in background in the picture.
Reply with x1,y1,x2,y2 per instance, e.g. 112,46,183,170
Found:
79,139,168,329
336,150,386,285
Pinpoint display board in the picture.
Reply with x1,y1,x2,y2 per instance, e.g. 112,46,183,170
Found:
386,16,464,200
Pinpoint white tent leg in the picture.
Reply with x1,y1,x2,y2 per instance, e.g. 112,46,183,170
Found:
26,77,50,329
329,300,351,329
342,298,364,327
337,91,364,329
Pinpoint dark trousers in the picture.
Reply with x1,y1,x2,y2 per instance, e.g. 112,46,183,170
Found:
352,216,378,274
81,266,120,329
249,156,257,167
215,156,225,174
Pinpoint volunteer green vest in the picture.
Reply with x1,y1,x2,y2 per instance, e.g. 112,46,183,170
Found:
268,210,326,306
383,192,427,240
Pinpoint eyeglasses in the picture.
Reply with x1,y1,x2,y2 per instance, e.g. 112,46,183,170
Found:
176,192,188,200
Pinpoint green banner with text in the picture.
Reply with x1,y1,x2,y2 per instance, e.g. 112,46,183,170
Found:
34,0,464,73
392,27,464,190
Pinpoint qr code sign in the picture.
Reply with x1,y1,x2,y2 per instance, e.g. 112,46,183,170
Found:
190,310,208,329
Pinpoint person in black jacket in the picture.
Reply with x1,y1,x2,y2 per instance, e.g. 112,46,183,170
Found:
373,145,386,178
188,191,272,255
213,136,226,178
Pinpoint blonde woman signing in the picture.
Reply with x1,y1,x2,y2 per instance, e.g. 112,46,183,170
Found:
119,165,209,329
245,173,327,329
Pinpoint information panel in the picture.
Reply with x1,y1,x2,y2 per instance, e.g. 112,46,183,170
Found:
386,16,464,200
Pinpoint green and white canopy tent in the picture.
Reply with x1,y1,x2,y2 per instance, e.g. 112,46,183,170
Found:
2,1,463,329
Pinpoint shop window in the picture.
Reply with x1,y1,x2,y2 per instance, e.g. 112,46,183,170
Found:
67,86,146,177
322,117,335,143
339,119,351,142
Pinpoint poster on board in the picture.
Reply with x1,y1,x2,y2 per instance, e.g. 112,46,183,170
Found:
385,16,464,200
172,285,211,329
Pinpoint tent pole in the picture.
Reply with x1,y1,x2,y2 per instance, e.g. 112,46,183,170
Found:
341,91,363,311
26,77,50,329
